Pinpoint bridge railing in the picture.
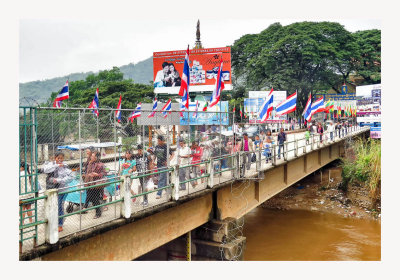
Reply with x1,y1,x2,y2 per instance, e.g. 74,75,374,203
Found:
19,106,369,255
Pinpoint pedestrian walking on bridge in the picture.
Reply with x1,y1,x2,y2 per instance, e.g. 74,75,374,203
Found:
277,128,286,160
239,133,255,177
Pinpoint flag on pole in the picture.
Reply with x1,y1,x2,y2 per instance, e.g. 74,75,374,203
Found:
276,90,297,117
310,97,325,116
53,80,69,108
233,105,236,113
162,99,172,119
258,88,274,122
209,55,225,108
193,100,199,118
128,103,142,122
240,105,243,118
179,46,190,109
88,88,100,117
303,93,312,122
148,97,158,118
202,101,208,112
324,99,334,113
179,101,185,117
115,94,122,123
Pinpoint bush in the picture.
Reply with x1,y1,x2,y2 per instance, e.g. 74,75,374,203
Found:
341,138,381,203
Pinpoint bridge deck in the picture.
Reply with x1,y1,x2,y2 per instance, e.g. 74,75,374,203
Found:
20,127,366,255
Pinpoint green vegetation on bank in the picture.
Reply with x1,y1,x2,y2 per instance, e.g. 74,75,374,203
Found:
341,139,381,205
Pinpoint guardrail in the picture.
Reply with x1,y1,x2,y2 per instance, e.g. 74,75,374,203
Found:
19,106,368,254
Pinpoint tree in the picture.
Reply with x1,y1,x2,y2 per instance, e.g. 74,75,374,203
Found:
230,21,380,113
352,29,381,84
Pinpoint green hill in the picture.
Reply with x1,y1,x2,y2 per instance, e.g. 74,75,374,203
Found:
19,56,153,106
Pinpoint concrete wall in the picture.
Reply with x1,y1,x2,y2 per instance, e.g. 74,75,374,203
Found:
216,143,344,220
41,193,213,260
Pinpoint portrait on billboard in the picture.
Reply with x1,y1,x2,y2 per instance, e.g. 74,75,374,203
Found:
154,62,181,88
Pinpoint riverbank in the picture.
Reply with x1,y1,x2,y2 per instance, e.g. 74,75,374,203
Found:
261,163,381,221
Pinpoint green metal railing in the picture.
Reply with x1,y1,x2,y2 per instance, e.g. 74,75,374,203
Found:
19,107,40,249
18,106,367,253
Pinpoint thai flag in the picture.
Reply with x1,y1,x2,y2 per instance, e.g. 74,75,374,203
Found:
303,93,312,122
258,88,274,122
193,100,199,118
115,94,122,123
53,80,69,108
179,101,185,117
88,88,99,117
161,99,172,119
148,97,158,118
128,103,142,122
311,97,325,116
276,91,297,117
179,46,190,109
209,56,225,108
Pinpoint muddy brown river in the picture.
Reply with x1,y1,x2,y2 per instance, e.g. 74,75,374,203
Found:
243,208,381,261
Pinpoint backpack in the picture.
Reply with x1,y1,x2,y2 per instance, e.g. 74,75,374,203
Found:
46,168,60,189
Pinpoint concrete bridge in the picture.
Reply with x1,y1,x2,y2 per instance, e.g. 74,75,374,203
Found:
20,126,369,261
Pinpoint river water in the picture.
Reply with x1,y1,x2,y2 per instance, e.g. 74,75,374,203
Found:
243,208,381,261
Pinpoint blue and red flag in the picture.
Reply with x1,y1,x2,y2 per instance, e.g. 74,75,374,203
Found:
179,46,190,109
161,99,172,119
53,80,69,108
258,88,274,122
148,97,158,118
311,97,325,116
209,55,225,108
128,103,142,122
303,93,312,122
115,94,122,123
88,88,99,117
276,91,297,117
179,101,185,117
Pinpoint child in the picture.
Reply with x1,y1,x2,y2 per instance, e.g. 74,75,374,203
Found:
19,162,34,225
305,128,311,145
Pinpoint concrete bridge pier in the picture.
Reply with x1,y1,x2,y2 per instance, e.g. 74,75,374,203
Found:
140,218,247,261
192,217,246,261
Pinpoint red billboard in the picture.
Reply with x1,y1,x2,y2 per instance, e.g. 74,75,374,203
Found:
153,47,232,94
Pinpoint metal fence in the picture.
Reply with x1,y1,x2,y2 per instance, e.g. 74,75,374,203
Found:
18,106,369,255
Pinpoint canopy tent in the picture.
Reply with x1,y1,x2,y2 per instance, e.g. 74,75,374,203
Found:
57,142,121,151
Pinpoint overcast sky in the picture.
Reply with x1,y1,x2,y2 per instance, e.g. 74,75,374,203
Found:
19,18,381,83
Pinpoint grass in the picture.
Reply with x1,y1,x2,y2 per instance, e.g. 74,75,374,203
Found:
341,138,381,205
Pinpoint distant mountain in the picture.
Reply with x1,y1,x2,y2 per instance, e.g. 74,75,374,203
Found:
19,57,153,106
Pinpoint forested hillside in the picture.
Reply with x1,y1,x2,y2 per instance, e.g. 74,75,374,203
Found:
19,57,153,106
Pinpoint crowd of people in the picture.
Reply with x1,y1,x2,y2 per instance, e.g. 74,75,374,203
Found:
19,119,356,230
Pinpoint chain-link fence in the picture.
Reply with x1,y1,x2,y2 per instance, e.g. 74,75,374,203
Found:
19,106,367,255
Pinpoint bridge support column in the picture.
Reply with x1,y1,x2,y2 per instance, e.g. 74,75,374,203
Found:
207,158,214,188
172,165,180,200
192,217,246,261
121,175,131,218
44,189,59,244
272,145,276,166
311,134,315,150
